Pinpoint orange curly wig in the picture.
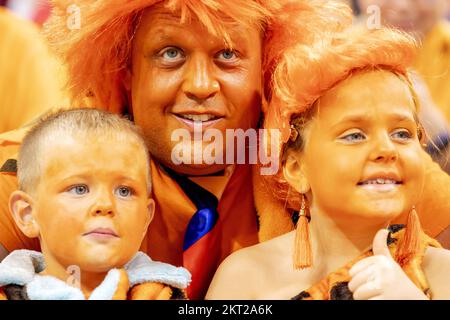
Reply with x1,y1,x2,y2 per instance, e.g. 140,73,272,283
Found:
44,0,352,113
264,27,418,209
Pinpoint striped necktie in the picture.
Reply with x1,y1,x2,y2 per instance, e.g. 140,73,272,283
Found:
165,167,221,300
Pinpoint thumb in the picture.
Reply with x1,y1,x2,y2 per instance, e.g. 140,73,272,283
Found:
372,229,392,258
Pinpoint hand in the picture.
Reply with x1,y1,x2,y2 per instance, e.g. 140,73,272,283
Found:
348,229,429,300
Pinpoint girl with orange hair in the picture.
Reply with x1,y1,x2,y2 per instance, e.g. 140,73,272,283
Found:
206,27,450,300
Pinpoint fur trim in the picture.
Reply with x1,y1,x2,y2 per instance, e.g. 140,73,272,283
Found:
253,164,293,242
0,250,191,300
125,252,191,289
0,250,45,287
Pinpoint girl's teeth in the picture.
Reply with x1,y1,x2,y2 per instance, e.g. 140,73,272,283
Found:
363,179,397,185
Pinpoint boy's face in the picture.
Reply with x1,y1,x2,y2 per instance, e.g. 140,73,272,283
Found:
128,5,262,176
290,70,425,225
32,134,153,272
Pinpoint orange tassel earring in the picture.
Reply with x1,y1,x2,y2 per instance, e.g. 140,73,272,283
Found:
293,193,312,269
395,206,422,267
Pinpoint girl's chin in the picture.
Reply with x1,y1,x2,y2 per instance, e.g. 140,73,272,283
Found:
331,205,404,223
349,209,403,223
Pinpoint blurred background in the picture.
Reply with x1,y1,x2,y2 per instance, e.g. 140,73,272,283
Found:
0,0,68,135
0,0,449,172
1,0,51,25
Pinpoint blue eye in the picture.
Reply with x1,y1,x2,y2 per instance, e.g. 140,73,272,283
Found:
391,129,412,141
68,185,89,195
339,132,366,143
215,50,239,63
161,47,184,60
115,186,132,198
219,50,236,60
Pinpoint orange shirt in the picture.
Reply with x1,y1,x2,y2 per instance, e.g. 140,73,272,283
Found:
141,161,259,266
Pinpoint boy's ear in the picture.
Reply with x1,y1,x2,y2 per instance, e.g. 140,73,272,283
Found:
142,198,155,237
9,191,40,238
283,150,310,194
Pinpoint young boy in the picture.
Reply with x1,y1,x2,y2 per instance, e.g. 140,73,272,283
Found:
0,109,190,300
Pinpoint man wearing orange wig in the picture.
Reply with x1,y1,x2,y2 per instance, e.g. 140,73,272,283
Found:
0,0,449,299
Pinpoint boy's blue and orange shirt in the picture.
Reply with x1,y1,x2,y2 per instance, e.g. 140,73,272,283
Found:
1,127,450,294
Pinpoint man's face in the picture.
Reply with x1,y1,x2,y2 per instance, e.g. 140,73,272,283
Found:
295,71,425,225
128,5,263,175
33,135,153,272
358,0,448,37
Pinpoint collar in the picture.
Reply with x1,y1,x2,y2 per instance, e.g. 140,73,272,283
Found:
158,161,236,201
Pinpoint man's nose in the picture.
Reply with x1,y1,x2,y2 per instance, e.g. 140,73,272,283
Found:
182,54,220,101
370,133,398,163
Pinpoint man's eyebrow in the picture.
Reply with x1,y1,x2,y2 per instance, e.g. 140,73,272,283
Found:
145,28,177,41
144,25,249,49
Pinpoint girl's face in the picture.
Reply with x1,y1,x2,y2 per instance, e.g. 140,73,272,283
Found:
285,70,425,224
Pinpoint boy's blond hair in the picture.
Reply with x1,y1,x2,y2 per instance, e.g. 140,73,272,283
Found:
18,108,152,195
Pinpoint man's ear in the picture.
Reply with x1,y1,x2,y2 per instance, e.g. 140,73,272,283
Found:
9,191,39,238
122,67,132,92
283,149,310,194
121,68,134,118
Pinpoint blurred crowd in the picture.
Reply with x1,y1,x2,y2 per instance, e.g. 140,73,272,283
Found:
0,0,68,134
0,0,449,172
0,0,51,25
